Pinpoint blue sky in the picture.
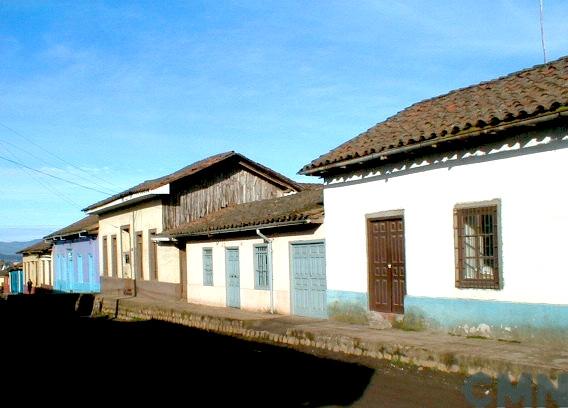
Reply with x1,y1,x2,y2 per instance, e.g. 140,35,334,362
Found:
0,0,567,241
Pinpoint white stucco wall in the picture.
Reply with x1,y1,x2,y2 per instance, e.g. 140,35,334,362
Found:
324,126,568,306
22,254,52,288
23,255,38,286
98,199,179,283
157,243,180,284
39,255,53,287
186,224,325,314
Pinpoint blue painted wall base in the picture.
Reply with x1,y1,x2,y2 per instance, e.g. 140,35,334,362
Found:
326,290,369,323
405,295,568,341
327,290,368,309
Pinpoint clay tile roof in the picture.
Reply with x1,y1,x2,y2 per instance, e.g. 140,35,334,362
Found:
162,187,324,237
297,182,324,190
44,214,99,240
301,55,568,174
17,240,52,255
84,151,302,212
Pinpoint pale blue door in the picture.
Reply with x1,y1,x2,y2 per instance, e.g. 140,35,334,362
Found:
291,241,327,318
55,255,62,291
225,248,240,308
76,254,83,292
88,254,100,292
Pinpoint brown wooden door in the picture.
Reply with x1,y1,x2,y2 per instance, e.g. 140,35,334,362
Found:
368,217,406,314
102,237,108,277
111,235,118,278
135,232,143,280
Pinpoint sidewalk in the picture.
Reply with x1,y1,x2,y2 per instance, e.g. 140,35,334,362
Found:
95,295,568,379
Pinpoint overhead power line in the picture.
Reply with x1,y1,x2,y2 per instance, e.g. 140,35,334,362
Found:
0,121,122,191
0,137,116,196
0,143,83,209
0,153,112,196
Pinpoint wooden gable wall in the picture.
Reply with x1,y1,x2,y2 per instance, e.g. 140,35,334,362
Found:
163,162,287,230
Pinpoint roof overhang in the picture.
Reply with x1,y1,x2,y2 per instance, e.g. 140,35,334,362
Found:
163,218,322,239
300,110,568,176
18,246,52,255
46,229,97,242
86,184,170,214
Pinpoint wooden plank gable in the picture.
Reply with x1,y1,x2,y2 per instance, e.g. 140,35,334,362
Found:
163,161,288,230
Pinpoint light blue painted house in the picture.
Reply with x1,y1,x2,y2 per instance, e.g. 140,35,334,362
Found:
45,215,100,293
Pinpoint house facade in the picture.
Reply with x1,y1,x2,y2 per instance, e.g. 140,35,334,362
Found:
44,215,100,293
1,269,9,294
301,56,568,339
159,188,326,317
18,241,53,293
83,151,305,301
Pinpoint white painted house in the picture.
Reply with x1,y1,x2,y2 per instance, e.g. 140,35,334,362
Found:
18,241,53,293
159,188,326,317
300,55,568,339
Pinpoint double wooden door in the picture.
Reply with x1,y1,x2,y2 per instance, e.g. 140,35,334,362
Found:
291,241,327,318
367,217,406,314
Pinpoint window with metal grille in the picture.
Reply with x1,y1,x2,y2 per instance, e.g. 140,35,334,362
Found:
203,248,213,286
254,244,270,290
454,204,500,289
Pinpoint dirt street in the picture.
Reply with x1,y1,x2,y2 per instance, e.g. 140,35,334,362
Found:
0,295,490,407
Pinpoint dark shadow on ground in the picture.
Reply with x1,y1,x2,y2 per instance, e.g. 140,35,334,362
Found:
0,294,373,407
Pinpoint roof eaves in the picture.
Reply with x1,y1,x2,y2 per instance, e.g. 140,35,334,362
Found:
17,241,52,254
300,109,568,175
84,183,170,214
165,218,320,238
46,229,97,241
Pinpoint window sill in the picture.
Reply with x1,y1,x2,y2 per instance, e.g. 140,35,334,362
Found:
456,281,500,290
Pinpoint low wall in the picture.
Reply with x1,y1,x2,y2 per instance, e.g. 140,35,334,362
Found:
101,277,132,296
136,280,181,301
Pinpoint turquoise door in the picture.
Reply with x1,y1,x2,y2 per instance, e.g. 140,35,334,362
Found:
54,255,62,291
10,270,24,294
225,248,240,308
291,241,327,318
76,254,83,292
88,254,100,292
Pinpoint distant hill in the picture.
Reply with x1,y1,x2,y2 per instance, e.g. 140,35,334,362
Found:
0,253,22,263
0,239,41,262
